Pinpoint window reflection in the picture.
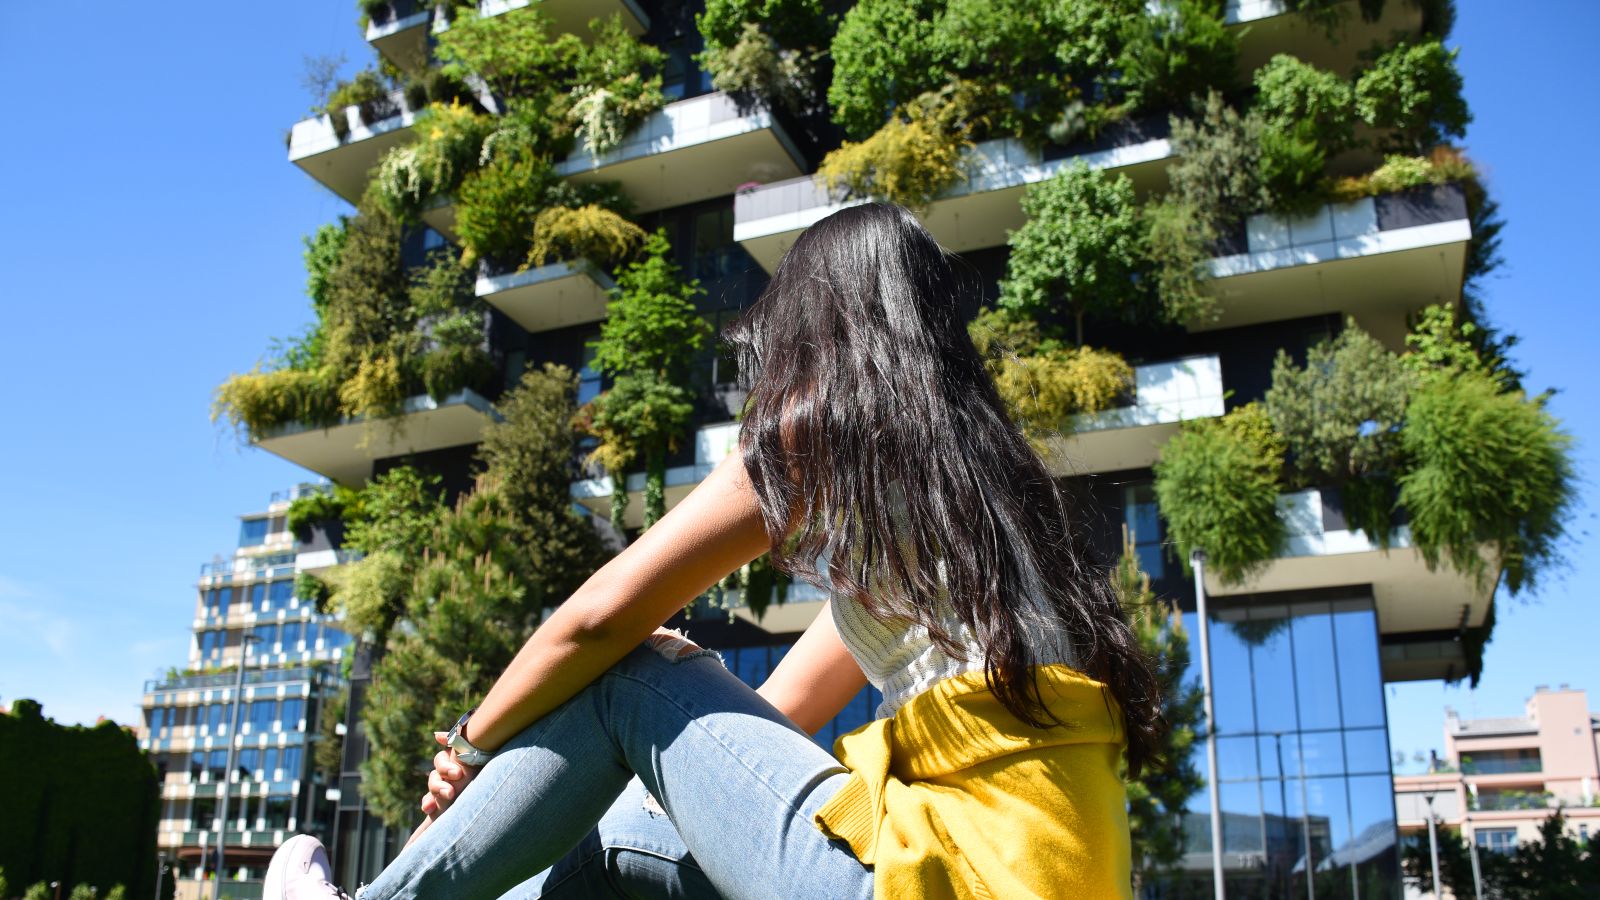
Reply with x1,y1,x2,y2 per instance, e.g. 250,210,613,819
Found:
1170,601,1400,898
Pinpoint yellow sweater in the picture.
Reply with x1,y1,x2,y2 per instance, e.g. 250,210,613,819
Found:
813,665,1133,900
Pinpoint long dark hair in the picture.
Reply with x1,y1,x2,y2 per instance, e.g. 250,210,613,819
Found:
724,203,1161,774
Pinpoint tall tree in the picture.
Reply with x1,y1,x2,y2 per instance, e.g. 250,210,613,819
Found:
1114,528,1206,891
359,366,606,827
580,231,711,532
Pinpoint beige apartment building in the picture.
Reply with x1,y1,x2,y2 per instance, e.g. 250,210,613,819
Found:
1395,686,1600,858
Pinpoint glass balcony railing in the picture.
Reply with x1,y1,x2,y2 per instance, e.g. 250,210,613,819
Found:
1472,791,1553,812
1462,756,1542,775
144,665,329,695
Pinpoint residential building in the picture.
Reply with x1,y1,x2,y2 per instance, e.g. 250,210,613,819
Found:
1394,686,1600,861
137,485,355,899
224,1,1516,897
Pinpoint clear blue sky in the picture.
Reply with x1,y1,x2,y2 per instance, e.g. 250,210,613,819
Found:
0,1,1594,776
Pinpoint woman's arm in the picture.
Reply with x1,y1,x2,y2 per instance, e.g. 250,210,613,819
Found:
757,602,869,735
463,451,770,752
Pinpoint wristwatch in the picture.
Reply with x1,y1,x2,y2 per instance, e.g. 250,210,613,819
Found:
446,707,494,767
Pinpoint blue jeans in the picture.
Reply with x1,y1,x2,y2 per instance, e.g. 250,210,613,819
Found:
355,642,874,900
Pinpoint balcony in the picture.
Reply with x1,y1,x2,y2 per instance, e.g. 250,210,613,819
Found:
287,89,420,205
1207,487,1493,644
1200,185,1472,347
570,421,739,529
737,125,1174,274
734,124,1173,274
365,0,651,78
475,259,616,333
1041,355,1224,476
253,389,501,485
363,0,433,75
555,91,807,215
1226,0,1424,77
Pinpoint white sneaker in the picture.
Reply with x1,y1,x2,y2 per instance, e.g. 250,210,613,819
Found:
263,834,352,899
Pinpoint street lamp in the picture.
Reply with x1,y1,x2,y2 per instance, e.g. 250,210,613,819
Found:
214,631,262,891
1421,792,1442,898
1192,548,1226,900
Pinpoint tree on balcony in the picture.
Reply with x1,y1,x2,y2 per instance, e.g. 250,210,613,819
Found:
578,233,712,534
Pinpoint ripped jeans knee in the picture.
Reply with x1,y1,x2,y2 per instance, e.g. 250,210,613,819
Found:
642,627,722,665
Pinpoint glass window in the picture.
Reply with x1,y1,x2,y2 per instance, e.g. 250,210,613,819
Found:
281,621,303,650
265,795,293,830
577,345,602,408
1200,612,1256,735
1218,780,1265,856
261,748,279,780
209,587,232,620
281,698,306,728
239,517,269,547
1244,612,1298,734
148,706,167,734
208,703,227,732
191,797,217,830
190,751,205,779
253,623,279,648
1333,608,1385,728
1475,828,1518,854
1122,484,1165,580
252,583,269,613
281,746,304,780
250,699,276,731
237,748,259,779
207,750,229,779
1293,730,1345,777
1216,735,1260,782
1291,609,1341,731
1343,727,1392,775
270,580,294,610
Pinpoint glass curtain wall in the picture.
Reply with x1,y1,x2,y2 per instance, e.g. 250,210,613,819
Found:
1162,600,1400,900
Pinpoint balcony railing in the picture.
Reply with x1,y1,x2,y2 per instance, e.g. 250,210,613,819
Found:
1044,355,1225,475
734,117,1172,273
570,421,740,528
1462,757,1543,776
287,88,422,203
1472,791,1554,812
144,665,328,695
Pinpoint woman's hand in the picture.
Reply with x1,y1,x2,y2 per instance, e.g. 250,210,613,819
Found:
406,731,479,847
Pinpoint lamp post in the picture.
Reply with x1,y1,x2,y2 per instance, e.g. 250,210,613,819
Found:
1192,548,1226,900
215,632,262,891
1421,792,1442,898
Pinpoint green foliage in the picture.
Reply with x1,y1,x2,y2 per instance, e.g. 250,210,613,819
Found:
827,0,1149,145
0,703,160,900
699,21,819,112
589,232,710,380
1265,324,1413,486
698,0,834,56
526,205,646,268
24,883,49,900
285,488,349,533
213,366,342,436
328,467,447,640
1167,91,1269,227
1252,55,1355,211
324,67,392,118
435,7,582,110
1402,302,1498,384
1141,198,1220,326
276,221,349,372
1117,0,1238,111
1403,813,1600,899
1399,370,1573,595
1115,527,1205,890
372,102,495,217
568,15,667,156
999,162,1150,346
359,368,603,828
315,684,347,781
970,306,1134,446
1354,38,1471,153
1328,147,1475,201
1154,404,1287,585
572,228,706,526
816,84,980,208
455,154,563,266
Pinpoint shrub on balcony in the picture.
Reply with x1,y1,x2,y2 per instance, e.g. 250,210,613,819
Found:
578,232,712,531
1167,91,1270,229
1328,147,1475,201
1355,38,1471,153
526,204,647,269
699,21,820,113
1251,55,1355,211
828,0,1130,143
968,308,1133,446
568,16,668,156
324,67,394,120
372,101,495,216
1141,198,1220,327
1154,404,1288,585
1400,370,1573,595
817,83,981,208
455,150,633,269
999,162,1152,346
1116,0,1238,111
